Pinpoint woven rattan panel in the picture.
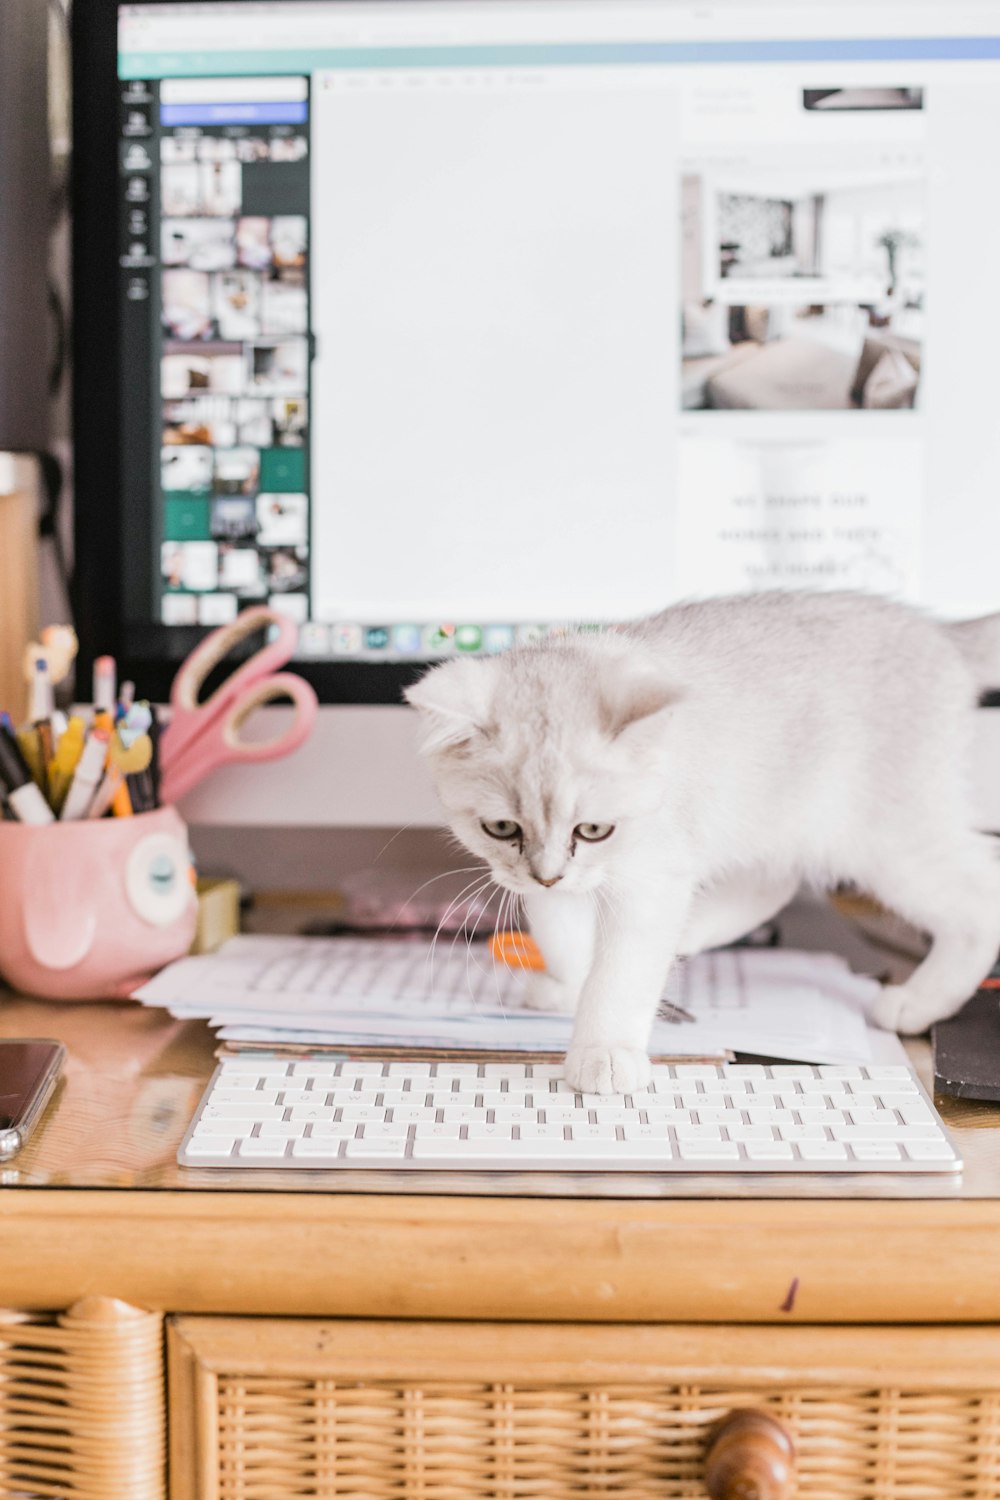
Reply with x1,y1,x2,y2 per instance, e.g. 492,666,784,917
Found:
210,1378,1000,1498
0,1298,165,1500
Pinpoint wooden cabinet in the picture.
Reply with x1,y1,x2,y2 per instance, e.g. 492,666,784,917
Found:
167,1318,1000,1500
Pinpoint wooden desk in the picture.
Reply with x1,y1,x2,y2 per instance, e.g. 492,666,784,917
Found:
3,995,1000,1498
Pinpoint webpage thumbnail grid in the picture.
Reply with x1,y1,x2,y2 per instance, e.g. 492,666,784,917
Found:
153,84,310,630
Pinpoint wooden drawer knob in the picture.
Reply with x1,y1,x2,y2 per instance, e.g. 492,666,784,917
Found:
704,1407,796,1500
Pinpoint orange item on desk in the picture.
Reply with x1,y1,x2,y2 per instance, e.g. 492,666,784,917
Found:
489,931,545,970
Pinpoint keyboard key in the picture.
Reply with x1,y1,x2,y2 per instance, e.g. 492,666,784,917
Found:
694,1108,744,1125
819,1065,862,1079
643,1108,692,1125
848,1108,896,1125
256,1121,305,1138
674,1124,723,1141
466,1123,513,1140
345,1137,408,1159
411,1122,461,1139
864,1065,911,1080
745,1141,794,1161
276,1089,317,1104
833,1123,939,1143
212,1088,278,1105
869,1080,917,1104
389,1062,432,1076
387,1106,437,1123
778,1124,827,1142
622,1124,670,1142
194,1116,248,1136
592,1107,634,1124
795,1107,844,1124
768,1066,813,1079
218,1058,271,1074
747,1109,794,1125
434,1064,482,1078
350,1063,391,1077
238,1137,289,1159
359,1122,410,1141
291,1138,345,1159
288,1105,336,1122
727,1124,776,1142
307,1121,359,1137
797,1141,849,1162
440,1107,487,1124
897,1101,935,1125
674,1066,717,1079
491,1107,537,1124
570,1124,617,1141
185,1135,235,1156
725,1065,765,1078
290,1062,342,1077
678,1141,740,1161
519,1123,570,1140
539,1106,581,1124
905,1141,957,1161
203,1103,285,1121
411,1136,516,1160
851,1143,902,1161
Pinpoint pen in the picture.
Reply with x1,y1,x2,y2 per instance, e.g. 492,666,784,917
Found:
26,650,54,725
60,727,109,821
93,656,117,714
15,727,47,791
86,764,123,820
0,715,33,783
46,715,86,815
0,732,55,825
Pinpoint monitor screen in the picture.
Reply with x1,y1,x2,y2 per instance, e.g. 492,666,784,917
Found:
75,1,1000,697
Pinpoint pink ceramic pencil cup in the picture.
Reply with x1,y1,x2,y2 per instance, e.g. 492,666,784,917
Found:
0,805,198,1000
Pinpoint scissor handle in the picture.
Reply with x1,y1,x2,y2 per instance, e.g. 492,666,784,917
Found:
220,672,318,760
171,604,297,714
160,672,318,804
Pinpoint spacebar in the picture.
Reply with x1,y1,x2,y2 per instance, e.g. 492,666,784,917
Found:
410,1137,672,1163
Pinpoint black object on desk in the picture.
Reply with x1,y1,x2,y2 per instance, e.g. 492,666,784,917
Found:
933,987,1000,1102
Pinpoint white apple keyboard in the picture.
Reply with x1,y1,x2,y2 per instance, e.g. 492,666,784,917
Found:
178,1058,961,1173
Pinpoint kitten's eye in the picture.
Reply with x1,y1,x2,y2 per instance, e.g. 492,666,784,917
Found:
481,819,522,841
574,822,615,843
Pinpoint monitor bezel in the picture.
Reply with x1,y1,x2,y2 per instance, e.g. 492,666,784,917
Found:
72,0,432,704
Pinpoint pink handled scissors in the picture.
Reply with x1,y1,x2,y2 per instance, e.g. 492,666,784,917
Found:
160,605,318,804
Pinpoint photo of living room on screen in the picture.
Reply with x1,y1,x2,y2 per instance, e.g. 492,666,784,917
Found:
680,151,925,413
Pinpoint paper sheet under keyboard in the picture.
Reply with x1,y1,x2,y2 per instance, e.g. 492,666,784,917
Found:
135,936,879,1064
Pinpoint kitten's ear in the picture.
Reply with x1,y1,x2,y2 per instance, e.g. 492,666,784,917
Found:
600,664,678,741
405,659,499,754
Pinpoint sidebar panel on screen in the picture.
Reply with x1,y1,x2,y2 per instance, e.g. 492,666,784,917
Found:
119,72,312,648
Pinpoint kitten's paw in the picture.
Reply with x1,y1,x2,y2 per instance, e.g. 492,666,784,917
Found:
564,1044,651,1096
520,972,579,1015
870,983,942,1036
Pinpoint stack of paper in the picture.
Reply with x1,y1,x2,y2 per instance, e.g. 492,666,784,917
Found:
134,934,883,1065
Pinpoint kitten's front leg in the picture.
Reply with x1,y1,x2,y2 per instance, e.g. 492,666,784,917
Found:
520,887,595,1014
564,875,694,1095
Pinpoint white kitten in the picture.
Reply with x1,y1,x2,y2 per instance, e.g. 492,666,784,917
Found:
406,592,1000,1095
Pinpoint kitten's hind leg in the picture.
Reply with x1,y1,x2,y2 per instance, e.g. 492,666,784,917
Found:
679,870,800,956
867,834,1000,1034
520,887,595,1014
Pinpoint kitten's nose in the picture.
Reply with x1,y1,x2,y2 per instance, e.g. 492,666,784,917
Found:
532,872,563,887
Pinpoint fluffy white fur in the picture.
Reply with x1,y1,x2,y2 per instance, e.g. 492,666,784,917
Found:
406,592,1000,1095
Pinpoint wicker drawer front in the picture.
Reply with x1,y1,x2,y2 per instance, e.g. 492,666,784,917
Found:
1,1297,165,1500
168,1319,1000,1499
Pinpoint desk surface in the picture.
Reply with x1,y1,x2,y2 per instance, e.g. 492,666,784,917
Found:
0,992,998,1201
3,995,1000,1321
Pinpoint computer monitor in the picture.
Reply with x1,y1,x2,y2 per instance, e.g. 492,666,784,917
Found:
73,0,1000,828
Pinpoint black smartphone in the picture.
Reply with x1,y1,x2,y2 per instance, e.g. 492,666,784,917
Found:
0,1040,66,1160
